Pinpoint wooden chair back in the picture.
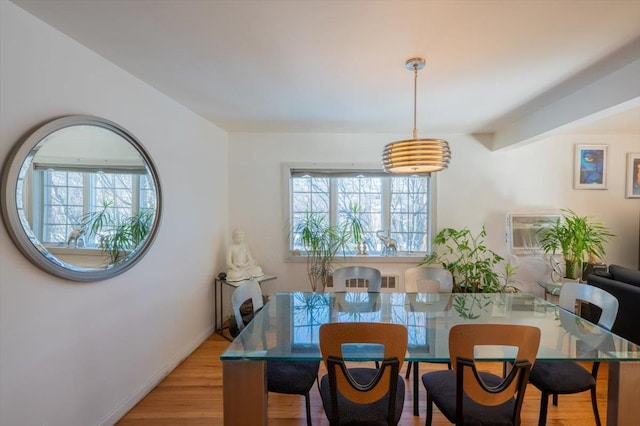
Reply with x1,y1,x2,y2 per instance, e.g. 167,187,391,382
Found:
449,324,540,406
319,322,407,403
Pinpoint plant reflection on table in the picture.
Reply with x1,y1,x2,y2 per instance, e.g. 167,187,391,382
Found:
452,293,493,320
292,293,330,345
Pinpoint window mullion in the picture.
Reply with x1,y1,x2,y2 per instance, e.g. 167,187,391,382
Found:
132,174,140,213
329,178,338,227
382,178,391,234
84,173,92,215
33,170,43,240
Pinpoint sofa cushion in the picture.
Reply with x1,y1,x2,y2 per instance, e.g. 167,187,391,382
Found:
609,264,640,287
587,270,640,345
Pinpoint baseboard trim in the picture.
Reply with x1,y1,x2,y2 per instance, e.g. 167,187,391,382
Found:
99,324,215,426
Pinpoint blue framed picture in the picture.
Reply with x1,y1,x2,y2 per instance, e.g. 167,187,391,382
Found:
574,144,608,190
626,153,640,198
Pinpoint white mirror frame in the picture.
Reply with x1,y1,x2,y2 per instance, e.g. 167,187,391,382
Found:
1,115,162,281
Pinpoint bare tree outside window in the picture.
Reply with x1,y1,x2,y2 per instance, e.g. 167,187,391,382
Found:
39,169,155,248
290,171,431,256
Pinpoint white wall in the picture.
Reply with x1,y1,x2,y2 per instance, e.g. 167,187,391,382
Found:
228,131,639,296
0,3,228,425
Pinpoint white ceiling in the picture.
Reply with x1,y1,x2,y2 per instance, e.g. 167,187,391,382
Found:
10,0,640,137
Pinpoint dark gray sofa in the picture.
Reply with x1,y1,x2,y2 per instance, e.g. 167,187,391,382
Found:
586,264,640,345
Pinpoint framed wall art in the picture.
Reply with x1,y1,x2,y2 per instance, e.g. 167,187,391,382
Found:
626,153,640,198
574,144,608,190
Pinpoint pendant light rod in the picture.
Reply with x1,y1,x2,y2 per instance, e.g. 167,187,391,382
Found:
412,61,418,139
407,57,425,140
413,64,418,139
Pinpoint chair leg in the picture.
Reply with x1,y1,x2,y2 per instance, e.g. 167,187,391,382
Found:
413,362,419,416
426,393,433,426
304,392,312,426
552,393,558,406
538,392,549,426
590,386,602,426
405,361,412,379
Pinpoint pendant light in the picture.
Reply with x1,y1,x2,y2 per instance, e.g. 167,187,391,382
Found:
382,57,451,174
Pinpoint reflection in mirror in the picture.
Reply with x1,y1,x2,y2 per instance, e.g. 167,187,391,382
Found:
1,115,162,281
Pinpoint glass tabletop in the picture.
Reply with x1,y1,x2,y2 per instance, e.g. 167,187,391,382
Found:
220,292,640,363
536,281,563,296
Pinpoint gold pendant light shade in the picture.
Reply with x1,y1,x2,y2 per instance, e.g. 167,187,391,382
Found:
382,138,451,173
382,57,451,174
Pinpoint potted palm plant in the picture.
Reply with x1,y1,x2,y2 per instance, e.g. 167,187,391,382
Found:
538,209,614,281
421,226,518,293
294,203,367,292
342,202,368,255
80,200,154,265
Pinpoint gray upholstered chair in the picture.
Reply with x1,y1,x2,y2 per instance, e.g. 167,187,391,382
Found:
331,266,382,292
232,281,320,426
528,282,619,426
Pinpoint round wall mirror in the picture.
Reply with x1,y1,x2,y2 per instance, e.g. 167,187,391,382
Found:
1,115,162,281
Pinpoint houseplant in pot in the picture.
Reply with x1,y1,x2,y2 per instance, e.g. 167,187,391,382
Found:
296,213,347,292
538,209,614,281
294,204,367,292
420,226,518,293
80,199,154,265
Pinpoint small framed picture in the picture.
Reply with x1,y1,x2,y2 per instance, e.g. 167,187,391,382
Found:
626,153,640,198
574,144,608,190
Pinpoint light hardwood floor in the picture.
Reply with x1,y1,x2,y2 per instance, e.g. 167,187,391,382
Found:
117,333,608,425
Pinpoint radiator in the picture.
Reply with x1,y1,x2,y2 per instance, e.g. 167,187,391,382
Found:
326,275,399,291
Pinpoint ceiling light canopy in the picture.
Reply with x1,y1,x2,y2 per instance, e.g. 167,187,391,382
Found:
382,58,451,174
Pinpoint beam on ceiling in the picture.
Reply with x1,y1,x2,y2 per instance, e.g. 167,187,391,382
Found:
491,59,640,151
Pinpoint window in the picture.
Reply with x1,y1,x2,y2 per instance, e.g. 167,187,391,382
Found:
31,167,154,247
42,170,85,244
288,166,433,257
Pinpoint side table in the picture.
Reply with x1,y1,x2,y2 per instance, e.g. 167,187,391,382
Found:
214,274,277,340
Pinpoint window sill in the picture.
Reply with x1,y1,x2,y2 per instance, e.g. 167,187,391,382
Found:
285,254,425,264
46,246,105,256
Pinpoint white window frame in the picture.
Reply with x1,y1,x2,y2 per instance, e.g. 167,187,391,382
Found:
30,167,151,247
282,163,437,263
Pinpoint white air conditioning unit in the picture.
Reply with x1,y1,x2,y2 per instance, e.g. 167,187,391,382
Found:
506,213,562,256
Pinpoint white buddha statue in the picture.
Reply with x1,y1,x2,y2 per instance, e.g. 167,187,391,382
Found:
226,228,263,282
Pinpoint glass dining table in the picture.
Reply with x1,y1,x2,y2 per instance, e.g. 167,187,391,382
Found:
220,292,640,425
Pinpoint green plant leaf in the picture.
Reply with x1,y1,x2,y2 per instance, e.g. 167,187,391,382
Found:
537,209,614,279
422,226,512,293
